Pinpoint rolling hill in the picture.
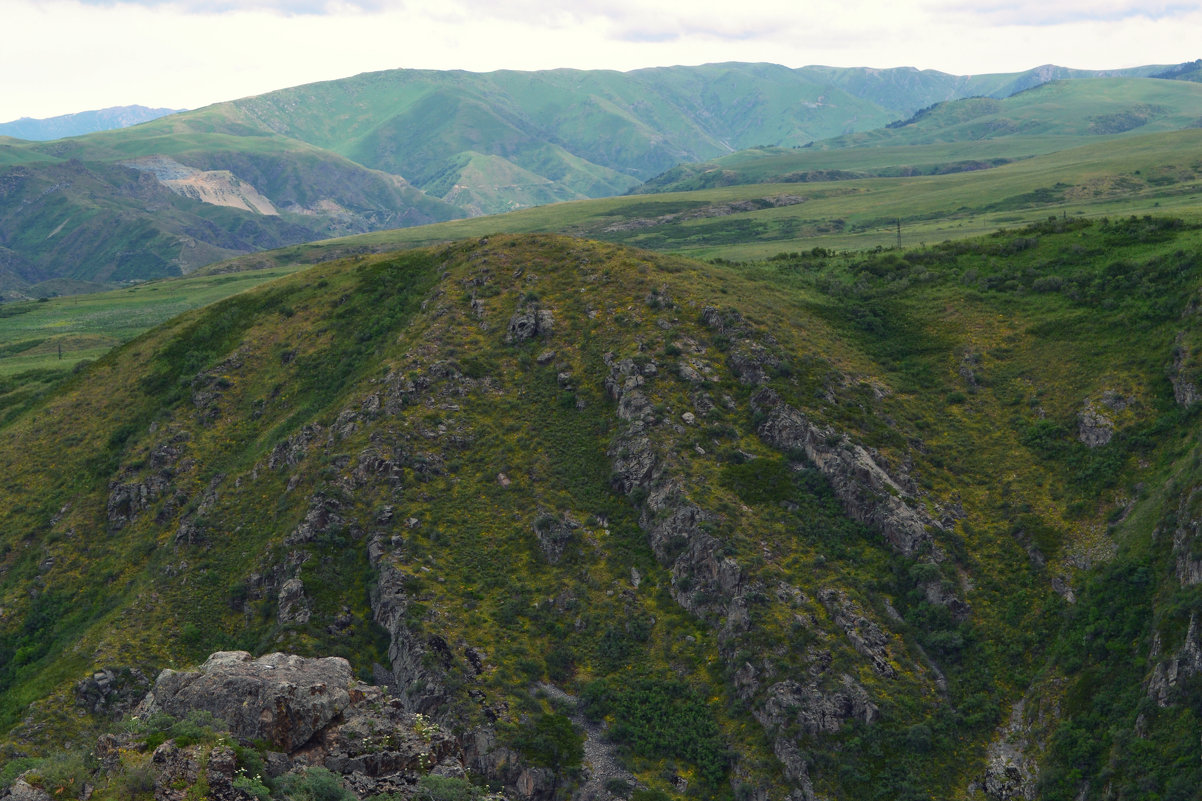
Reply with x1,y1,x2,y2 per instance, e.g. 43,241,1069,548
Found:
637,78,1202,193
3,216,1202,800
0,63,1197,295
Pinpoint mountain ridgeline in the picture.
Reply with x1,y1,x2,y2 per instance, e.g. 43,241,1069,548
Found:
3,218,1202,800
1,61,1199,297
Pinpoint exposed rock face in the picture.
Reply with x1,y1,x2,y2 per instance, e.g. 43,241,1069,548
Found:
151,741,249,801
1147,613,1202,707
533,513,579,564
137,651,353,752
751,388,936,556
74,665,152,718
506,303,554,343
269,423,326,469
1077,401,1115,447
976,700,1038,801
370,560,451,715
700,305,780,385
1169,336,1200,407
1171,486,1202,587
277,578,313,624
756,676,879,736
107,474,171,530
0,780,52,801
128,650,470,799
818,589,896,678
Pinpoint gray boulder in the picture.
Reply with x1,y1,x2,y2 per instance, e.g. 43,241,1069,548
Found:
137,651,353,752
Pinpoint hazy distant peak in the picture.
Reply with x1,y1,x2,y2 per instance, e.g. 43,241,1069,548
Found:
0,105,185,141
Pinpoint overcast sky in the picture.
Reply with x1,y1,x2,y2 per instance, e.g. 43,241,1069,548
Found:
2,0,1199,122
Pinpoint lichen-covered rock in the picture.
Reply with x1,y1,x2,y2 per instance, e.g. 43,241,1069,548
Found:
137,651,353,752
1077,401,1115,447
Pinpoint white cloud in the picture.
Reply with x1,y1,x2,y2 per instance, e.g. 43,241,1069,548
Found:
2,0,1199,122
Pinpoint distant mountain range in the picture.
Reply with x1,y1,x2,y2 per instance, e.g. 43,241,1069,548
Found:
0,61,1198,295
0,105,183,140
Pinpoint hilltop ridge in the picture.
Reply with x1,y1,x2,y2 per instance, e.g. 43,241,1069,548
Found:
3,219,1202,799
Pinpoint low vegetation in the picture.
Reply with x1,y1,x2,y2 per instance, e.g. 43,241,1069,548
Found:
1,209,1202,799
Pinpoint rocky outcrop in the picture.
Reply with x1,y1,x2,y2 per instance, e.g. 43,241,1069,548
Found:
506,303,554,343
700,305,781,386
137,651,353,752
131,650,470,799
756,676,879,736
151,741,251,801
751,388,936,556
1077,401,1115,447
1170,486,1202,587
269,423,326,470
106,475,171,529
974,700,1038,801
600,343,885,799
1147,613,1202,707
74,666,152,718
533,513,579,564
1169,335,1200,408
105,428,193,530
818,589,896,678
277,577,313,624
369,560,451,716
1077,392,1134,447
0,779,52,801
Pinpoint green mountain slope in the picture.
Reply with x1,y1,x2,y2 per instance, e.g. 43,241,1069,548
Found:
2,221,1202,800
0,64,1196,293
639,78,1202,194
0,106,184,141
0,120,463,295
192,129,1202,269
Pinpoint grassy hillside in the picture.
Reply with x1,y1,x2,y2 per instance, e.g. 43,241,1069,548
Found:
1,218,1202,800
0,122,462,295
1,125,1196,404
3,65,1193,293
199,129,1202,267
0,264,305,424
639,78,1202,194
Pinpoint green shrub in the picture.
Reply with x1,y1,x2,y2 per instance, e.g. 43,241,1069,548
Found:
276,767,355,801
413,775,484,801
507,712,584,773
581,678,728,786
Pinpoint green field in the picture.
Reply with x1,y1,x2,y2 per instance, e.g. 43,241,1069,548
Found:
0,265,303,419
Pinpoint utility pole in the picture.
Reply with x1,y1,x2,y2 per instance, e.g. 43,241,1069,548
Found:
896,218,902,249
